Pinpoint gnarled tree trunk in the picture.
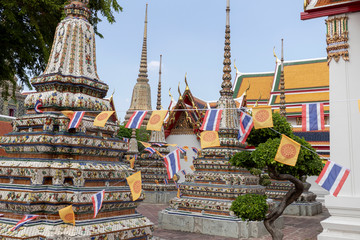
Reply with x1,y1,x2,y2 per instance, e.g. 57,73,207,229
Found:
264,165,304,240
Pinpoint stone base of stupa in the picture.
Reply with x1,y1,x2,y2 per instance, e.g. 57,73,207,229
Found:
143,190,177,204
283,201,323,216
158,208,283,239
0,214,153,239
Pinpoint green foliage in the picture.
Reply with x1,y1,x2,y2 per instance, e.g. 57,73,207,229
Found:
117,123,151,152
230,194,268,221
0,0,122,99
247,112,293,146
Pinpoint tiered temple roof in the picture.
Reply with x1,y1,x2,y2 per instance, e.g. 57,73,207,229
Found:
0,1,153,238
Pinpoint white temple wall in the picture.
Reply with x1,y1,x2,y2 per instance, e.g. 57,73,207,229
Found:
166,134,200,183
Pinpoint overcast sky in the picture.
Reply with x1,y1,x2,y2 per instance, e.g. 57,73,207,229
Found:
94,0,326,122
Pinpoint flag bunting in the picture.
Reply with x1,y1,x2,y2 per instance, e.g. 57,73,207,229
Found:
302,103,325,131
238,111,254,144
200,109,223,131
11,215,38,231
91,190,105,218
125,111,148,129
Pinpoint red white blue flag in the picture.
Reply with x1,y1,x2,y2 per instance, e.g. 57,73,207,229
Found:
316,161,350,197
238,111,254,144
11,215,39,231
302,103,325,131
91,190,105,218
200,109,223,131
34,100,43,114
176,147,187,154
144,147,156,156
68,111,85,129
163,150,181,179
153,143,164,147
125,111,148,129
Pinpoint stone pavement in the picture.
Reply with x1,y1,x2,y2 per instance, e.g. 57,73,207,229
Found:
137,203,330,240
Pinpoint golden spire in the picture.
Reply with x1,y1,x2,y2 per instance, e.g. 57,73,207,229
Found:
185,73,189,90
178,82,182,100
273,47,280,64
234,59,238,73
156,55,162,110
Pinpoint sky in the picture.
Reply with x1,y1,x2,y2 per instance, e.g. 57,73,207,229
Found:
94,0,327,122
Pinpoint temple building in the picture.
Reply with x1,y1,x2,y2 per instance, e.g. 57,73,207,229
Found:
0,1,153,239
302,0,360,239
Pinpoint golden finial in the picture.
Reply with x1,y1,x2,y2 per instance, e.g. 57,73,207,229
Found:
169,88,174,101
244,79,250,97
254,91,262,107
178,82,182,100
185,73,189,90
234,59,238,72
273,47,280,63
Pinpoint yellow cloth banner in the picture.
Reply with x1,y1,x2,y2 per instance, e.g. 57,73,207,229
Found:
146,110,168,131
59,205,75,226
93,111,115,127
177,188,181,198
164,143,177,147
126,171,142,201
252,106,273,129
275,134,301,166
61,111,74,119
129,156,135,169
200,131,220,149
139,141,151,148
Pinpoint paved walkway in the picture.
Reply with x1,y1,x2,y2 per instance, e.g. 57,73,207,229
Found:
137,203,330,240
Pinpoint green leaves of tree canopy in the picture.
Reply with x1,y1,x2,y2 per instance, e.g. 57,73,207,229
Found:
0,0,122,99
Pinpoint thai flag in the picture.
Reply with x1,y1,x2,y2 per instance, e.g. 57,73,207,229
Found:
34,100,43,113
238,111,254,144
181,170,186,175
164,178,168,184
316,161,350,197
11,215,39,231
163,150,181,179
68,111,85,129
176,147,187,154
144,147,156,156
302,103,325,131
200,109,223,131
91,190,105,218
192,147,199,154
153,143,164,147
122,138,129,143
125,111,148,129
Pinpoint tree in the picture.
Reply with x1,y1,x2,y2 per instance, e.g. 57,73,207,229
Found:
0,0,122,99
230,112,323,240
117,123,151,152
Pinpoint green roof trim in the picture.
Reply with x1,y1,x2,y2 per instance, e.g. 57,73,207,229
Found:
232,72,274,98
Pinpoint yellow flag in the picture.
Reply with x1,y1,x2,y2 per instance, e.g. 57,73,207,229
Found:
146,110,168,131
59,205,75,226
358,100,360,112
154,149,164,158
177,188,181,198
139,141,151,148
200,131,220,149
155,180,159,185
190,165,196,171
275,134,301,166
61,111,74,119
129,156,135,169
164,143,177,147
93,111,115,127
126,171,142,201
252,106,273,129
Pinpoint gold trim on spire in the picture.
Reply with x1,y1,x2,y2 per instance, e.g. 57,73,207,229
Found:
178,82,182,100
185,73,189,91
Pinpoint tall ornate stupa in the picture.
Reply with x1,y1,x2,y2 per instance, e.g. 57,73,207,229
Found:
159,1,266,238
0,1,153,239
135,55,177,203
125,4,152,125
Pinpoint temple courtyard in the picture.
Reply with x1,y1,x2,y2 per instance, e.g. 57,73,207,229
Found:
137,203,330,240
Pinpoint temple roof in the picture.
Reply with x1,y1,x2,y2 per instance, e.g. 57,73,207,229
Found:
233,58,329,117
302,0,360,20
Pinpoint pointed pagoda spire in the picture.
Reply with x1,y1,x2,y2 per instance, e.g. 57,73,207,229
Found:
219,0,233,97
125,4,152,123
156,55,162,110
279,39,286,117
137,3,149,83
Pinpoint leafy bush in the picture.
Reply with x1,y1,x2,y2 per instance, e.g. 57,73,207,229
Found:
230,194,268,221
